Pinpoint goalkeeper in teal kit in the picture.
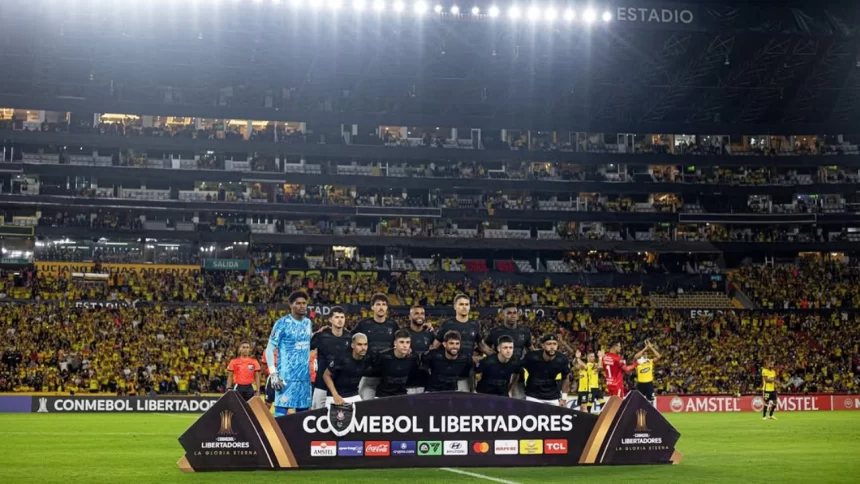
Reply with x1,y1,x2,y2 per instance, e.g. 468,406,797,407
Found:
266,291,313,416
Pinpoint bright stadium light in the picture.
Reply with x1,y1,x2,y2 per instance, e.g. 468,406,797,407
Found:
508,6,521,19
472,6,480,15
488,5,500,17
414,1,428,13
393,0,405,12
328,0,343,9
602,10,612,22
352,0,366,9
271,0,282,5
583,8,596,23
544,7,557,21
289,0,302,7
451,5,459,14
527,6,540,20
563,8,575,21
434,4,442,13
373,0,385,11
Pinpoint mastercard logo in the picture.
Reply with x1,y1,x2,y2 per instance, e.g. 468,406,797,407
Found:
471,441,490,454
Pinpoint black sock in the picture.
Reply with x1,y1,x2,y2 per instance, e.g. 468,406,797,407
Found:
763,405,768,417
769,406,775,417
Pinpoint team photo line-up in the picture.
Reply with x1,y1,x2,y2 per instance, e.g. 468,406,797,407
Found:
226,290,786,418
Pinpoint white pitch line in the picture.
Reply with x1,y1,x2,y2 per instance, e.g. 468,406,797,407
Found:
155,413,202,419
439,468,522,484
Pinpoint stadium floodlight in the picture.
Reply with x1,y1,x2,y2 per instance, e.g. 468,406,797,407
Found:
488,5,499,17
434,4,442,13
508,6,521,19
272,0,282,6
393,0,405,12
352,0,365,9
328,0,343,9
602,10,612,22
414,1,428,14
583,8,596,23
373,0,385,11
527,6,540,20
544,7,557,21
563,8,575,21
471,6,480,15
450,5,459,14
289,0,302,7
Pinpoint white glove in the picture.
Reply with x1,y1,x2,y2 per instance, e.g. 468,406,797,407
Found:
267,373,286,392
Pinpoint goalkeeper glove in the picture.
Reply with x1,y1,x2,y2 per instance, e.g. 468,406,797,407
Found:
267,373,286,392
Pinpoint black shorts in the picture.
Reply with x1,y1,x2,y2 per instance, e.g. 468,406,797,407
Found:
591,388,603,401
265,380,275,404
577,391,592,406
636,382,655,400
765,391,778,403
234,384,256,401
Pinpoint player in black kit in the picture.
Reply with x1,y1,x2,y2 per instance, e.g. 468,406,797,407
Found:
518,334,571,406
406,306,435,394
373,330,421,398
423,331,474,392
322,333,370,406
484,303,533,398
310,307,352,409
475,336,521,397
354,294,399,400
431,295,491,392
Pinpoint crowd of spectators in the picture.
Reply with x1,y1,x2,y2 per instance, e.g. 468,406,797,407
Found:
732,259,860,309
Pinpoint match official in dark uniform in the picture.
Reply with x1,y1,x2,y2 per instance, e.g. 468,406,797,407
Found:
373,330,421,398
323,333,370,406
475,336,521,397
519,334,571,406
226,342,261,401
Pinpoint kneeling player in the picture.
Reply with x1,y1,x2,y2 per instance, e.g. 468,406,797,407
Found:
520,334,571,406
761,359,779,420
374,330,420,398
475,336,521,397
635,341,661,407
323,333,370,406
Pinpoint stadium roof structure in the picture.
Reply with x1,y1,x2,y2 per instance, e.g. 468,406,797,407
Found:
0,1,858,134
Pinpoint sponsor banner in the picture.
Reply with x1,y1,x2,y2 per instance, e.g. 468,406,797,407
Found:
614,3,698,29
0,257,30,265
0,396,34,413
203,259,251,271
177,391,681,471
658,394,860,413
31,396,219,413
36,261,200,278
74,300,138,309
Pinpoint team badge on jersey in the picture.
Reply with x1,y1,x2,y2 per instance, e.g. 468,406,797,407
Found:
326,402,357,437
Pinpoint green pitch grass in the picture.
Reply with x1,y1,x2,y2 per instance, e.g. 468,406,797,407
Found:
1,412,859,484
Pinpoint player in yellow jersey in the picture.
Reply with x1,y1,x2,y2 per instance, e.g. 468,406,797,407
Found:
761,359,778,420
573,350,597,412
588,353,602,413
635,341,661,407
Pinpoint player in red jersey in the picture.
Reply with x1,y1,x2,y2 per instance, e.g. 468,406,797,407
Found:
599,342,646,398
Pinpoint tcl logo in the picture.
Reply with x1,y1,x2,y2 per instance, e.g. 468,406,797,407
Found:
544,439,568,454
365,441,390,456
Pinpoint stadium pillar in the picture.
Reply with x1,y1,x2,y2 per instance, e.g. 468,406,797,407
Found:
142,116,153,128
245,120,252,140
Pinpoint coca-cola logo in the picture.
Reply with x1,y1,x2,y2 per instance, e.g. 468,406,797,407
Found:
845,398,854,409
670,397,683,412
365,441,390,456
751,397,764,412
